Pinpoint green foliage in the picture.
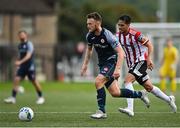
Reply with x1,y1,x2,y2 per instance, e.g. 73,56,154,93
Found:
57,0,179,43
58,0,142,42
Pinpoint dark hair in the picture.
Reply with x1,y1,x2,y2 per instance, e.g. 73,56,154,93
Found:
18,30,28,35
86,12,102,22
118,15,131,24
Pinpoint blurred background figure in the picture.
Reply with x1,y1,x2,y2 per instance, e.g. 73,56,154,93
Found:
4,30,45,104
159,38,179,94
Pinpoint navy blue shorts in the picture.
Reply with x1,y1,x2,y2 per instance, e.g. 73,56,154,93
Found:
16,65,36,81
99,59,116,79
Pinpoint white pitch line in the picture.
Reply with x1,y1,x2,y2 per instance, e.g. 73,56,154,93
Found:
0,111,179,114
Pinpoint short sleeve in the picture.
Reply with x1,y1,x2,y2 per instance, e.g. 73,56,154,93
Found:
86,33,93,47
27,41,34,53
135,31,145,43
104,29,119,49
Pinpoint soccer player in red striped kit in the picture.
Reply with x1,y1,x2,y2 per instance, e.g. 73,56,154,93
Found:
116,15,177,116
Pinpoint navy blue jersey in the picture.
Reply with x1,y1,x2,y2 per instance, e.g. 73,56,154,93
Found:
86,28,119,65
18,41,34,68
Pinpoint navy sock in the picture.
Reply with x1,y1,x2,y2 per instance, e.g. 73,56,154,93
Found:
12,89,17,97
105,77,114,89
37,90,42,97
97,87,106,113
120,89,142,98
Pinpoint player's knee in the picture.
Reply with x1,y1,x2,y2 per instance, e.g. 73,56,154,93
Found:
159,75,165,79
144,85,153,92
14,77,20,83
124,81,132,87
170,77,175,81
29,78,36,85
124,78,133,84
110,91,119,97
95,77,103,87
124,80,128,84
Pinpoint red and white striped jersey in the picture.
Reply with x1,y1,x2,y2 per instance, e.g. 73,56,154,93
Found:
116,28,148,68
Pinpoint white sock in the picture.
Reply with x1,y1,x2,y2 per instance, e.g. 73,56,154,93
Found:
125,82,134,111
151,86,170,103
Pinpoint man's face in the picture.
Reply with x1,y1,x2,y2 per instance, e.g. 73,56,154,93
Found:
87,18,98,32
167,39,173,47
18,32,27,42
117,20,129,33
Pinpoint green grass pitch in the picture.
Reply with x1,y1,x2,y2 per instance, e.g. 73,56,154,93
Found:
0,81,180,127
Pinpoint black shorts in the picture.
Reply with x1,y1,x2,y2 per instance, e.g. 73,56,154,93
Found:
16,65,36,81
129,60,149,85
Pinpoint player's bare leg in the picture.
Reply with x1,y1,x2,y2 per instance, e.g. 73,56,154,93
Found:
4,76,21,104
108,79,149,117
31,80,45,104
90,74,107,119
144,79,177,113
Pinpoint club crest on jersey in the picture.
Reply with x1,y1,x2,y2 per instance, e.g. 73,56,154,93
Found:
101,39,105,43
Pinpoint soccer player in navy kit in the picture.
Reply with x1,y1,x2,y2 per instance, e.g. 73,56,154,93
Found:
4,30,45,104
81,12,150,119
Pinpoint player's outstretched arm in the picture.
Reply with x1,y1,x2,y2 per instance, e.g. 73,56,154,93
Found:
143,37,154,70
113,45,124,79
81,46,93,76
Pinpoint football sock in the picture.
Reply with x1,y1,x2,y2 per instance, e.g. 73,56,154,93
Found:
12,89,17,97
160,78,166,92
105,77,114,89
37,90,42,97
171,79,176,93
125,83,134,111
151,86,170,102
97,87,106,113
120,89,142,98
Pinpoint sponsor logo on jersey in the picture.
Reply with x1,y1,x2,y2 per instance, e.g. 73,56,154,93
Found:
94,44,108,48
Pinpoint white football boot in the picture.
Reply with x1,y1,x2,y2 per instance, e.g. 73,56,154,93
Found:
4,97,16,104
90,110,107,119
118,107,134,117
168,95,177,113
140,89,150,108
36,97,45,105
